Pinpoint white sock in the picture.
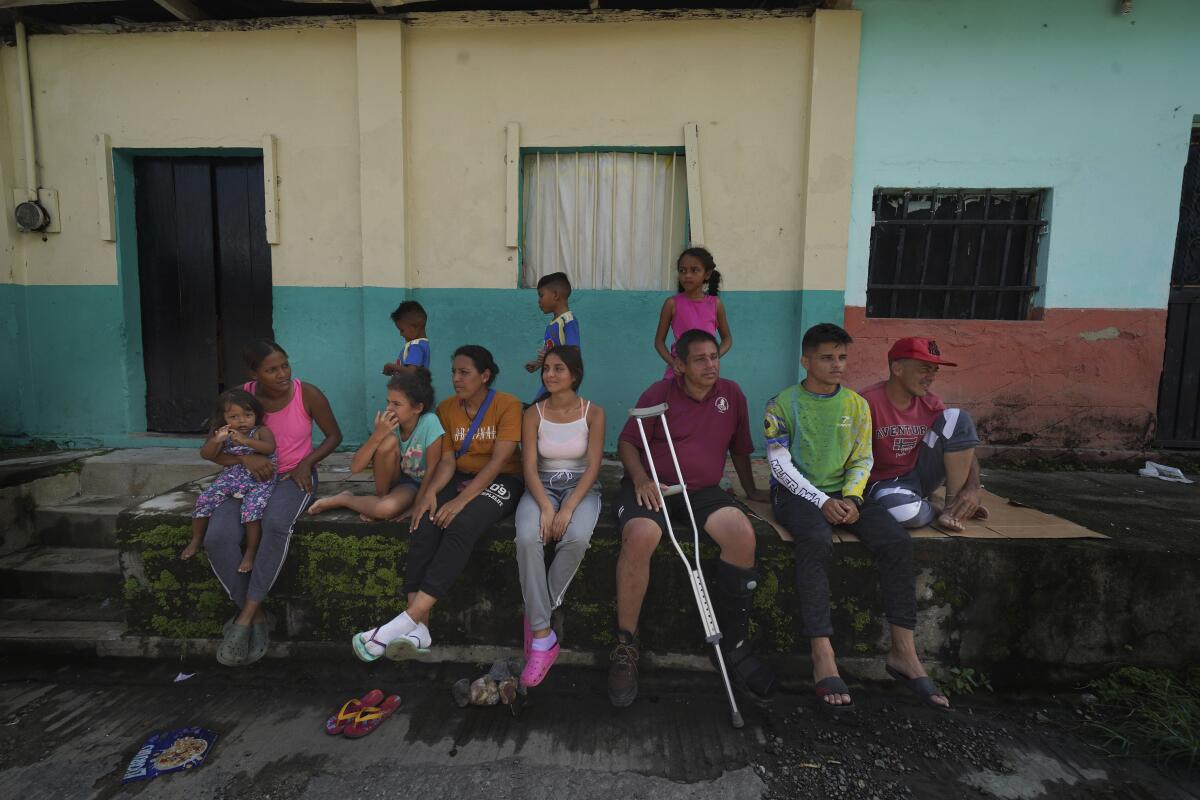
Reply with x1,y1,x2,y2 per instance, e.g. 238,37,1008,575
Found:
531,630,557,652
362,612,416,656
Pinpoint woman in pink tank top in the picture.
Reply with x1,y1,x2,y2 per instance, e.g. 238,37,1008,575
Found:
654,247,733,379
204,339,343,669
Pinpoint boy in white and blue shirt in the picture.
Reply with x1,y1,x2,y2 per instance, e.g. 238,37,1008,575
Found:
383,300,431,375
525,272,581,401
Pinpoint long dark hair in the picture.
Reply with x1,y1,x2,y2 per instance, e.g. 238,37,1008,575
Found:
542,344,584,390
242,339,287,372
387,366,435,412
211,388,264,432
676,246,722,296
452,345,500,387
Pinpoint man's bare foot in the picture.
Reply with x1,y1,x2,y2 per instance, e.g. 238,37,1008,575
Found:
935,503,989,532
180,541,201,560
813,651,851,706
307,490,353,515
886,653,950,708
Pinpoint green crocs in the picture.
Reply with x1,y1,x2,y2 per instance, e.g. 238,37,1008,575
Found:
244,610,275,666
217,623,251,667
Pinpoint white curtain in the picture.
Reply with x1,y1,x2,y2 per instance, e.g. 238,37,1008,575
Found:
521,151,689,290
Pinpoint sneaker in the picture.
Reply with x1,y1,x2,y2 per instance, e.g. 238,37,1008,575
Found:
607,631,640,707
384,623,432,661
520,640,560,688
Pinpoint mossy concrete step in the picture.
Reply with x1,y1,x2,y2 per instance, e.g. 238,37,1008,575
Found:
0,547,123,599
116,465,1200,685
0,597,125,623
36,495,144,549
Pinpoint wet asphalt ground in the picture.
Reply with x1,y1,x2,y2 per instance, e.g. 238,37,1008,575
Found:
1,655,1197,800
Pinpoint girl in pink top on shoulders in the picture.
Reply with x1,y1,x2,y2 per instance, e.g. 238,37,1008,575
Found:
654,247,733,379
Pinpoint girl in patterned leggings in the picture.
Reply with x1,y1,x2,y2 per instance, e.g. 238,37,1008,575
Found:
181,389,277,573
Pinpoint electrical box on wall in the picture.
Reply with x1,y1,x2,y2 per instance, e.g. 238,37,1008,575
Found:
12,188,62,234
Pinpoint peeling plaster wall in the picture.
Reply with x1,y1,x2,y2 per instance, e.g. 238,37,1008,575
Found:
843,307,1167,452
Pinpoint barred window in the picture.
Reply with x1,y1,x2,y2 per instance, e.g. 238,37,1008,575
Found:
520,149,689,290
867,189,1047,320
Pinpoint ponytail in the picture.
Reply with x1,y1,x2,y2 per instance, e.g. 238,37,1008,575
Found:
387,366,435,413
676,246,722,297
452,345,501,387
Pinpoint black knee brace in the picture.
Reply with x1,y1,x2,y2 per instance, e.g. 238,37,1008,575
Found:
714,560,760,648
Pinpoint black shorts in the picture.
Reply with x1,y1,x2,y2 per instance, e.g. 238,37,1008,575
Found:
613,477,742,536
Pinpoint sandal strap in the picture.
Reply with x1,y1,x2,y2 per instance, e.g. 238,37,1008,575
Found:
815,676,850,696
336,699,363,722
354,706,384,724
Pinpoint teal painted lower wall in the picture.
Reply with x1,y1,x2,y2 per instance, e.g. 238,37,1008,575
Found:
0,284,846,451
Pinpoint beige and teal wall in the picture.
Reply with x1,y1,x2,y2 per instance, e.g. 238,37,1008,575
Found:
0,10,862,449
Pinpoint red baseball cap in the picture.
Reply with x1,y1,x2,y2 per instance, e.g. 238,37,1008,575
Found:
887,337,957,367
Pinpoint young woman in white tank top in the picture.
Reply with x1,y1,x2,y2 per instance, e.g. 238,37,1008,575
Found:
513,346,605,689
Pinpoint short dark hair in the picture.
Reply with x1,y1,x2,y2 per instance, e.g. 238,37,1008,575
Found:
387,366,435,412
390,300,427,325
542,344,584,390
242,339,287,372
675,328,719,362
452,344,500,387
801,323,853,354
212,388,264,432
536,272,572,299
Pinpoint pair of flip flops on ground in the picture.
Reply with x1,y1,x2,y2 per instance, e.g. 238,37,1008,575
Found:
351,627,430,663
324,689,402,738
814,667,949,710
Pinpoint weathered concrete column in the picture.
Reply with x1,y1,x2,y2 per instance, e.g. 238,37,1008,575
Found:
354,19,408,421
799,9,861,349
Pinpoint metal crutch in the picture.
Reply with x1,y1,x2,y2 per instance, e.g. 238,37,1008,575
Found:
630,402,744,729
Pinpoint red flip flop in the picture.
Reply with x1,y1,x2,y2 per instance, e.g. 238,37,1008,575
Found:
324,689,384,735
343,694,402,739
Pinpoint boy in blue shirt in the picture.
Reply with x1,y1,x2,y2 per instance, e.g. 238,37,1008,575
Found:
525,272,581,400
383,300,431,375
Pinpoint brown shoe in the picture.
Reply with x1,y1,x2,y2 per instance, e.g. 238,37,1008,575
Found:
608,630,640,707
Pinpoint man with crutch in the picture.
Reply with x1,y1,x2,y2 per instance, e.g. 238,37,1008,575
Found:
609,329,776,709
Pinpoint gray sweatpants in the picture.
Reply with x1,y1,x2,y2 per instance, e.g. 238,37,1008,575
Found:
513,471,600,632
205,473,313,607
868,408,979,528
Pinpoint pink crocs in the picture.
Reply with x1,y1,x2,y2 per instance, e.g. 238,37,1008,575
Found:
521,641,560,688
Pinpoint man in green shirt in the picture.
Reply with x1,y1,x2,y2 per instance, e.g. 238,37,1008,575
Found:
765,324,948,710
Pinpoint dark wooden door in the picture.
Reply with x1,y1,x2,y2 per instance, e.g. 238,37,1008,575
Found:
1157,127,1200,448
134,157,273,433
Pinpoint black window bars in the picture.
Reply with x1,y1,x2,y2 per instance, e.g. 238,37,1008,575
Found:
866,189,1047,320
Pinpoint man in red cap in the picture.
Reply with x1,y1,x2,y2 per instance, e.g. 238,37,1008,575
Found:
859,337,986,531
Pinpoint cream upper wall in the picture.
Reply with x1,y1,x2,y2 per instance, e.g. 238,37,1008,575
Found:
404,17,812,291
1,25,361,286
1,15,835,291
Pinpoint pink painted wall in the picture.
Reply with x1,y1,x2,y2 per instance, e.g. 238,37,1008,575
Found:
843,307,1168,452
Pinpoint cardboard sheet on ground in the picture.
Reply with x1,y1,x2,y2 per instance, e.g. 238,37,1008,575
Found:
725,464,1106,542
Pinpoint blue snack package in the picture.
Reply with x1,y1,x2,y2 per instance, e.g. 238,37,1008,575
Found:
122,727,218,784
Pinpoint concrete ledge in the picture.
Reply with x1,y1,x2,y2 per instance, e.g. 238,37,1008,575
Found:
116,465,1200,686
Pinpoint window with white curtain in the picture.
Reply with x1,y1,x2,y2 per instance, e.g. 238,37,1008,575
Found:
520,149,689,290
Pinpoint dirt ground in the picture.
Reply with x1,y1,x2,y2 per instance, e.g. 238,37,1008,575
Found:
0,656,1196,800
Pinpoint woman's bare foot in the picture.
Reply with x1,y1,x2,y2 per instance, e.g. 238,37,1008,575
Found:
180,540,201,560
307,490,353,515
237,556,254,573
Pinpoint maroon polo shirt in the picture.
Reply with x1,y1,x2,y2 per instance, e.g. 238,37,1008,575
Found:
619,376,754,489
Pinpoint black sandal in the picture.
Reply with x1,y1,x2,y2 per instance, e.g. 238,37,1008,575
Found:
885,664,951,710
814,675,854,710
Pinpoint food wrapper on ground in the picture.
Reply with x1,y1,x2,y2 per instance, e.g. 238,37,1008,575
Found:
122,726,217,783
